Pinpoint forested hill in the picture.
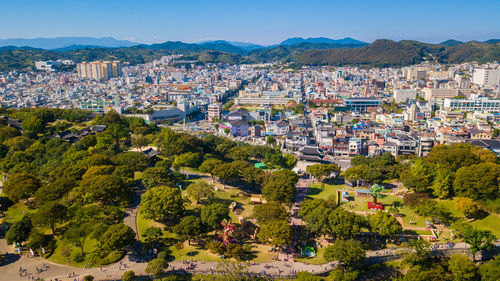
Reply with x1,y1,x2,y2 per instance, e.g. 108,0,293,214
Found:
1,39,500,71
295,39,500,67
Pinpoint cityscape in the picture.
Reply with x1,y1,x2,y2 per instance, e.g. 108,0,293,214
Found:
1,1,500,281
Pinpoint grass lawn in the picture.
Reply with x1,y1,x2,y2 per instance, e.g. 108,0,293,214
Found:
169,241,222,262
137,208,166,242
48,237,123,267
6,201,36,223
168,241,275,263
307,183,345,201
471,214,500,238
183,181,256,222
437,199,500,237
482,198,500,213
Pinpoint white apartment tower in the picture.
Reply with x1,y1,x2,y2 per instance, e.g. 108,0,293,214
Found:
473,67,500,87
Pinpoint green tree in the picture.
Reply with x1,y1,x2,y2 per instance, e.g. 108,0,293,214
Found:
32,202,67,234
328,269,359,281
121,270,137,281
224,243,249,260
141,186,184,223
77,174,130,205
102,109,123,125
82,165,114,179
174,216,203,245
368,212,403,238
448,253,478,281
432,167,454,199
464,228,495,261
201,203,230,233
341,165,367,183
106,123,129,146
252,202,289,224
131,134,148,149
283,153,298,169
6,214,32,244
256,219,294,247
262,169,298,205
306,164,340,190
83,275,94,281
327,207,364,240
64,223,93,255
402,265,448,281
173,152,201,170
113,152,151,171
212,163,238,184
98,224,135,253
141,167,174,189
22,115,44,133
480,254,500,281
266,135,276,146
453,162,500,200
34,178,75,205
143,227,163,244
296,271,323,281
3,172,41,202
323,239,365,271
27,229,54,255
426,144,480,171
186,181,214,204
228,146,249,160
199,158,223,178
300,200,332,237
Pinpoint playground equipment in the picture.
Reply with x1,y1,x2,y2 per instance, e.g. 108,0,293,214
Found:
368,202,383,210
301,246,316,257
341,191,349,202
367,184,385,210
369,184,385,204
219,219,236,245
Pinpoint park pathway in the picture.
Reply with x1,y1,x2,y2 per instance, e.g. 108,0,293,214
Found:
278,177,311,262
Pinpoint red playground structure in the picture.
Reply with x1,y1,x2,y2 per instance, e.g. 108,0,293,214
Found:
368,202,383,210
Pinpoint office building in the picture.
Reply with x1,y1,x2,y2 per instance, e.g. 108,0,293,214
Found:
344,97,382,113
443,97,500,112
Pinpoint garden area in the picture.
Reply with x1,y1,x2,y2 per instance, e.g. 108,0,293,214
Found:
136,177,280,263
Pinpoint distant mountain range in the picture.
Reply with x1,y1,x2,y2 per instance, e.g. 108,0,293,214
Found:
279,37,366,46
0,37,138,49
0,36,499,71
0,36,368,51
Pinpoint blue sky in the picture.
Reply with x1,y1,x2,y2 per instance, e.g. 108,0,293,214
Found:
2,0,500,45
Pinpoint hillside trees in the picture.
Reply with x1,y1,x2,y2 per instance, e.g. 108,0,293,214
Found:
141,186,185,224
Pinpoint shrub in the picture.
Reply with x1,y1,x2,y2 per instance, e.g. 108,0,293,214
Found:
206,241,225,255
122,270,136,281
73,252,85,263
157,250,169,260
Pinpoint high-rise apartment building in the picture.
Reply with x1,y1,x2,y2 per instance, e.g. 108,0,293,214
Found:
77,61,122,80
473,67,500,87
